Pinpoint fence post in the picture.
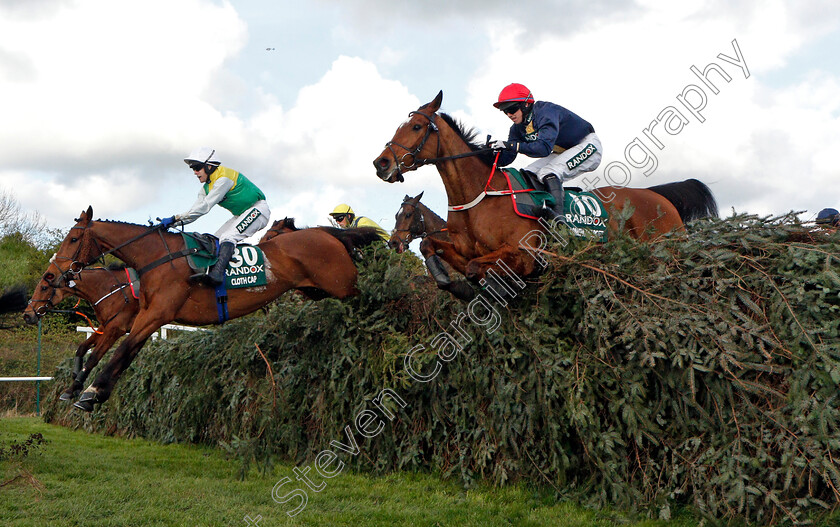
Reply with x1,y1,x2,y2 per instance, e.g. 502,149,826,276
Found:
36,318,42,416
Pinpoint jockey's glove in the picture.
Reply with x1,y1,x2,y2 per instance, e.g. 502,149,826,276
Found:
488,139,518,152
158,216,177,229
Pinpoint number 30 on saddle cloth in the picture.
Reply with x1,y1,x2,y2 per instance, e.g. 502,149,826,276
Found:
181,233,267,288
501,168,609,241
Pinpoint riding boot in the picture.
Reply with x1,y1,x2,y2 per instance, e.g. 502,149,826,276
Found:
193,241,235,286
541,174,566,223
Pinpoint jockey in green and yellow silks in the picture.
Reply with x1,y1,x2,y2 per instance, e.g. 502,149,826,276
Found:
157,147,271,286
329,204,389,242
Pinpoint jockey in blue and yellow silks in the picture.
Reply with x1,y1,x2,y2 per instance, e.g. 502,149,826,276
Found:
158,147,271,286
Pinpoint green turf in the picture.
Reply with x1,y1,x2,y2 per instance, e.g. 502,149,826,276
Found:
0,417,700,527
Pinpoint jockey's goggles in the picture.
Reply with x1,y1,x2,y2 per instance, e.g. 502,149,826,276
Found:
500,102,524,115
188,163,204,172
331,214,348,222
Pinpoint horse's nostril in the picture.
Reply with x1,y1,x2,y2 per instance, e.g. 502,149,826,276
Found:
377,158,389,168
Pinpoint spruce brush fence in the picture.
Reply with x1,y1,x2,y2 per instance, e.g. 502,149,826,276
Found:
43,214,840,524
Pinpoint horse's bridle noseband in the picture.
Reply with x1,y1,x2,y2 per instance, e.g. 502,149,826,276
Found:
392,198,427,244
384,111,441,177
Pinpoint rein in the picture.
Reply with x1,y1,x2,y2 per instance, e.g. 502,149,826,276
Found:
386,110,516,212
385,111,493,175
394,198,448,243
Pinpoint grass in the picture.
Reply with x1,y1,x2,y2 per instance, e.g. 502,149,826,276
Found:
0,417,701,527
0,321,80,414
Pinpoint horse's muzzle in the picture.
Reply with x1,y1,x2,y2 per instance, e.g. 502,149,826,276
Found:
373,158,404,183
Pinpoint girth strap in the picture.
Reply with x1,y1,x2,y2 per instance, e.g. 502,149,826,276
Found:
137,247,202,276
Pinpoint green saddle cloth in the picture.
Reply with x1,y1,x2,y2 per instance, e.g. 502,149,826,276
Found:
181,233,267,288
502,168,609,241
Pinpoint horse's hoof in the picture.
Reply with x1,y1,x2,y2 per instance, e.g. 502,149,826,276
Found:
73,400,94,412
59,392,73,401
78,390,98,403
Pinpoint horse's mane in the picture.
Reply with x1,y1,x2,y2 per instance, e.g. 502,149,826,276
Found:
277,217,299,230
438,113,496,166
95,218,150,227
417,201,446,225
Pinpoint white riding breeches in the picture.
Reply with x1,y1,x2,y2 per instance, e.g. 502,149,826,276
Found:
524,132,603,183
214,200,270,244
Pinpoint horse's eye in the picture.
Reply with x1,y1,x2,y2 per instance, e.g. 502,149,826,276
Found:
70,237,78,243
41,285,48,291
412,124,422,131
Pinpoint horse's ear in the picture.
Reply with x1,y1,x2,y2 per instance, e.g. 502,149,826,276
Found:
415,191,424,201
430,91,443,112
81,206,93,222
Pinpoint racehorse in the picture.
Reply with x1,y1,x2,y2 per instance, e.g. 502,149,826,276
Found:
23,265,140,401
389,192,449,254
260,217,368,257
259,217,303,242
42,206,381,411
22,222,312,404
373,91,717,295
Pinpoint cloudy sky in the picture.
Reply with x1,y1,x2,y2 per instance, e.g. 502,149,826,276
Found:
1,0,839,245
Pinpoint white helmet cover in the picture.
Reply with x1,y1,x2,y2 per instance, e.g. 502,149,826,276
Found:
184,147,221,166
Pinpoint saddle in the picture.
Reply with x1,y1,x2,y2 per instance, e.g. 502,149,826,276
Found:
500,168,609,241
182,232,219,270
180,233,268,288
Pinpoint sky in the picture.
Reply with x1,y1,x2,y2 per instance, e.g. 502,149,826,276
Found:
1,0,839,248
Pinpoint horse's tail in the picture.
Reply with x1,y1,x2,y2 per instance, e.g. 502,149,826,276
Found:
0,284,28,315
320,226,383,254
647,179,718,223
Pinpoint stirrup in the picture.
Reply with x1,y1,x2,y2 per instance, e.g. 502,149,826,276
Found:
189,271,209,282
539,203,569,227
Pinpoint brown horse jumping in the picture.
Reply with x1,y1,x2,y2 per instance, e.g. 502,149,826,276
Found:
43,207,381,411
24,266,140,401
22,219,305,403
374,91,717,297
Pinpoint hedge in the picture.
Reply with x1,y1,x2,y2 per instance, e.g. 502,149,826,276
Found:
43,214,840,524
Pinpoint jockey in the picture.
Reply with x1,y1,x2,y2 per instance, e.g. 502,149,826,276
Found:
329,204,389,242
489,83,602,218
158,147,271,286
816,208,840,228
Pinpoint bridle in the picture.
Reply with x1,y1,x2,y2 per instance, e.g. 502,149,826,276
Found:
384,110,495,179
383,111,441,178
46,220,170,288
28,267,132,327
392,199,427,244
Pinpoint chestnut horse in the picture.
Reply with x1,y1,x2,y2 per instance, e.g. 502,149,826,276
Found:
374,91,717,295
24,266,140,401
389,191,449,254
43,207,381,411
22,220,305,403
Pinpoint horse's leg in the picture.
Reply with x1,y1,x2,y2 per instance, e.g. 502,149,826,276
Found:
74,312,168,412
463,244,534,284
63,324,128,402
419,238,475,300
59,332,98,401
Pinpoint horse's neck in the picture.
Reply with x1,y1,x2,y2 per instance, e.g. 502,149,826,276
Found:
72,270,122,300
435,124,493,206
419,203,446,230
92,223,174,269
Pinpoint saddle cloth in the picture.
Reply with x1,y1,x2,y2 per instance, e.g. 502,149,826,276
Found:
501,168,609,241
181,233,267,288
